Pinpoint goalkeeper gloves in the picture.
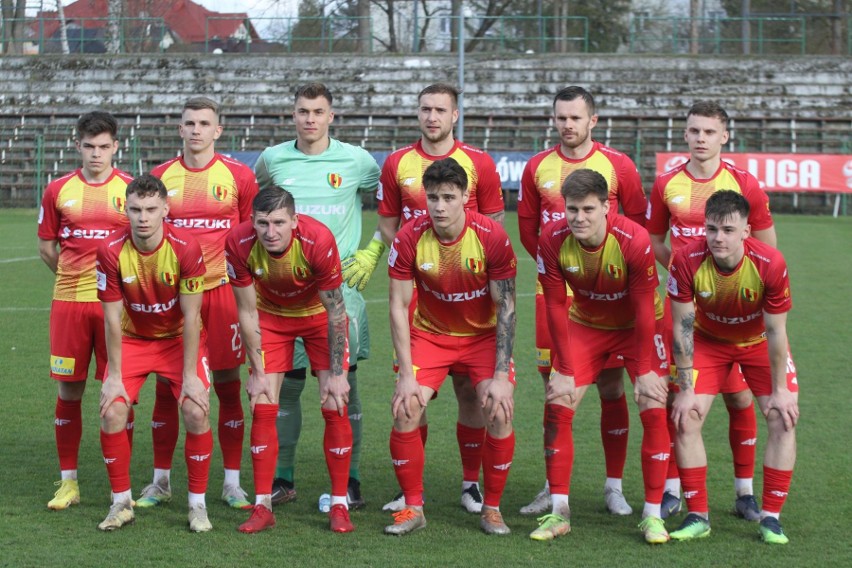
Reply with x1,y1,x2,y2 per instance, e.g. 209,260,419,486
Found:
341,235,386,292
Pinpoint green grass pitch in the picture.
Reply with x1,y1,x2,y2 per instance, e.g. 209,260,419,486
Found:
0,209,849,567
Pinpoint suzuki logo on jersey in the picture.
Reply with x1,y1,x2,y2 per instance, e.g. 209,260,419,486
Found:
430,286,489,303
112,196,125,212
674,225,705,238
296,204,346,216
329,447,351,456
211,184,229,201
465,258,484,275
61,227,111,240
161,272,177,286
251,445,268,455
540,210,565,224
577,289,628,301
402,206,427,221
327,172,343,189
607,264,623,279
129,297,178,313
705,311,762,325
171,218,232,230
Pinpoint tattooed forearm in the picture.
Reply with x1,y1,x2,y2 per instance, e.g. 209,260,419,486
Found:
673,311,696,390
492,278,516,375
320,286,348,375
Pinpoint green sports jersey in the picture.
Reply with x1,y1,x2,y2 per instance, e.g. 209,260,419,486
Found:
255,138,380,259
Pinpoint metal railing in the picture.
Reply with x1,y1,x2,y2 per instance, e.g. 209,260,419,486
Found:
1,17,169,54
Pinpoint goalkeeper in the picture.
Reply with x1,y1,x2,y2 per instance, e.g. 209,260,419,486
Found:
254,83,381,509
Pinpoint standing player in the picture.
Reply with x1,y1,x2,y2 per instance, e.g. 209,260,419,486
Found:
385,158,517,536
518,86,648,516
647,101,776,520
375,83,505,514
667,190,798,544
37,111,133,510
139,97,258,510
96,174,213,532
535,169,671,544
226,187,355,534
254,82,380,508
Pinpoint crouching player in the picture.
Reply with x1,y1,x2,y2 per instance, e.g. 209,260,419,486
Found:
668,190,798,544
385,158,517,536
226,187,354,534
96,174,213,532
535,169,671,544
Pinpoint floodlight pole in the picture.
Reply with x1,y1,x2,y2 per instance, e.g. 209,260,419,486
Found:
457,3,465,141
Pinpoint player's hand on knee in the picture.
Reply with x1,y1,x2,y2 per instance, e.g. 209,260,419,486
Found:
246,370,275,411
764,388,799,431
634,372,668,405
671,389,701,432
99,376,131,417
391,376,425,422
481,375,514,423
546,371,576,405
179,375,210,415
321,372,350,416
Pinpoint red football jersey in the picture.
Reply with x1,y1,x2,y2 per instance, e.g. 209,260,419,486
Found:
647,160,773,257
389,211,516,336
97,224,206,339
153,153,258,289
377,139,504,225
667,237,791,347
38,168,133,302
225,215,342,318
518,141,647,258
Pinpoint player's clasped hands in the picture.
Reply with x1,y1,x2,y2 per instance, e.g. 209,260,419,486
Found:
634,371,668,405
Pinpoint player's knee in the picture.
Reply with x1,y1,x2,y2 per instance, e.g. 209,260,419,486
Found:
212,367,240,384
180,401,209,431
596,369,625,399
101,402,129,432
722,388,753,410
58,380,86,401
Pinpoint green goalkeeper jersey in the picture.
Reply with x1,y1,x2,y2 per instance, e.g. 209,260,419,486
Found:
255,138,380,259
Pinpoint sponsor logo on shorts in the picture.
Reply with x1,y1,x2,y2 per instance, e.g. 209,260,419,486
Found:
50,355,76,376
349,413,363,421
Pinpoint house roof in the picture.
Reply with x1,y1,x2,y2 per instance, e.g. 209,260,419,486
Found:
35,0,258,44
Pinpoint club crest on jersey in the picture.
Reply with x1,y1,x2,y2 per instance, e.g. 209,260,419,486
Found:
741,287,757,302
607,264,623,279
211,185,229,201
184,278,202,292
465,258,484,274
161,272,177,286
327,173,343,189
293,265,308,280
112,196,125,213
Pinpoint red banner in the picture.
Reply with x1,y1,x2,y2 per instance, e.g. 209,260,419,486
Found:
656,153,852,194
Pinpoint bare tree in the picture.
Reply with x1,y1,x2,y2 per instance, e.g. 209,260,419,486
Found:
689,0,700,54
106,0,122,53
371,0,398,52
463,0,515,52
1,0,26,54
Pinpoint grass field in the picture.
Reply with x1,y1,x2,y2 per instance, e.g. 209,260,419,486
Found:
1,209,850,568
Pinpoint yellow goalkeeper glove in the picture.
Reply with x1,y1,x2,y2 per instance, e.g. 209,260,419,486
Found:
341,236,386,292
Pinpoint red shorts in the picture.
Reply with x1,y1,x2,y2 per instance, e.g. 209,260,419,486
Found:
564,319,669,387
409,328,516,392
201,285,245,371
535,281,621,374
690,335,798,397
49,300,107,381
111,335,211,404
259,310,350,374
662,296,746,394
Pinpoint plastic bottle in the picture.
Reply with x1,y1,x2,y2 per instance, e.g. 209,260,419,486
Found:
318,493,331,513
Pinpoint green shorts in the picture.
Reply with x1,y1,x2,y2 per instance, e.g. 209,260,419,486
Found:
290,285,369,370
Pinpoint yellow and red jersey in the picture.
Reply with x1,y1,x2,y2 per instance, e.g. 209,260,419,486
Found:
37,168,133,302
537,213,663,331
389,211,516,336
518,141,646,259
96,224,206,339
667,238,791,347
377,139,504,225
647,160,773,257
225,215,342,318
152,153,259,290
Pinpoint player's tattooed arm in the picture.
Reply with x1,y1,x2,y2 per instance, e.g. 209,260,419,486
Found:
320,286,348,376
671,303,696,390
486,210,506,225
490,277,517,376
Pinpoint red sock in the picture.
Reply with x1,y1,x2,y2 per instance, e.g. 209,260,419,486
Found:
250,404,279,496
482,431,514,508
600,394,629,478
728,402,757,479
126,407,135,451
185,430,213,494
457,423,486,483
666,406,680,480
544,404,574,494
639,408,669,505
101,429,131,493
390,429,424,506
762,467,793,515
55,398,82,471
680,466,708,513
322,407,353,497
214,380,245,471
419,424,429,447
152,381,179,469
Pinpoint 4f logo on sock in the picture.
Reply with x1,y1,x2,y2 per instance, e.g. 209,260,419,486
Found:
329,447,351,456
250,445,267,455
224,420,244,429
151,421,166,428
741,438,757,446
770,490,788,498
392,459,409,467
54,418,71,426
650,452,671,461
607,428,628,436
189,454,211,462
103,457,117,464
683,491,699,499
493,462,513,471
